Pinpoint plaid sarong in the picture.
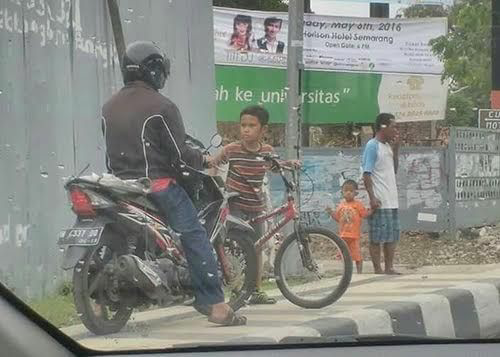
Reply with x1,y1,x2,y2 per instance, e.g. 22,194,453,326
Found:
368,209,400,243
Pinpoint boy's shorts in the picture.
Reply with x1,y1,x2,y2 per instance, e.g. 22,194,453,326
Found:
368,208,400,244
341,237,362,262
229,205,265,243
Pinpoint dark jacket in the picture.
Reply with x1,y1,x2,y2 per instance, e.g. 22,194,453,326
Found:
101,81,202,180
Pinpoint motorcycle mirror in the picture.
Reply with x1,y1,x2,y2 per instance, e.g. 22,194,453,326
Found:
210,134,223,148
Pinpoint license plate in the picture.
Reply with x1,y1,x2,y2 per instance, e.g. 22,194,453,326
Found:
58,227,104,246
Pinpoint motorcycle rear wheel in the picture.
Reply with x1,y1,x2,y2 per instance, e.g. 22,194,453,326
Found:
72,232,133,335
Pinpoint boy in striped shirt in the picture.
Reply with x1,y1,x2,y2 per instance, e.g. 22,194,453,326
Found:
209,105,299,304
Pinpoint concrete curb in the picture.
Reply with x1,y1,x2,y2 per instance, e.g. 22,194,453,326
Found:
65,273,389,340
62,305,197,340
228,278,500,343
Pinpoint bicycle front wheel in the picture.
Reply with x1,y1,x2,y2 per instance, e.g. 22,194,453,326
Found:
274,226,353,309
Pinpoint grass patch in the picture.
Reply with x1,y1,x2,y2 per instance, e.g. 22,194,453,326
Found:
260,279,278,292
28,283,79,328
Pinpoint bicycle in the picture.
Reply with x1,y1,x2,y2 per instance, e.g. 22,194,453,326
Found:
246,154,353,309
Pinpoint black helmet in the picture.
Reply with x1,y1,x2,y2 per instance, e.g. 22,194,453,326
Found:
121,41,170,90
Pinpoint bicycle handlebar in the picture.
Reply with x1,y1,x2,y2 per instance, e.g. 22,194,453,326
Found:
259,154,296,192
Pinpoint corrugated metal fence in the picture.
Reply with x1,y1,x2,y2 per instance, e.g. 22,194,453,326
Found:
0,0,215,298
451,127,500,229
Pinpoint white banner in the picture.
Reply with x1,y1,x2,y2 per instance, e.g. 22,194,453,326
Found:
214,7,447,75
378,74,448,122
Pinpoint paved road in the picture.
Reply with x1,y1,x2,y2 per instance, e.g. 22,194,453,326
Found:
65,263,500,351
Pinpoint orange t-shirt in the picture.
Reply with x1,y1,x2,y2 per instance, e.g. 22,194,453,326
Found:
332,200,368,240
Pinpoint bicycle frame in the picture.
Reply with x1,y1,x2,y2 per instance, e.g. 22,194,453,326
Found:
237,155,319,274
252,191,299,251
250,172,317,274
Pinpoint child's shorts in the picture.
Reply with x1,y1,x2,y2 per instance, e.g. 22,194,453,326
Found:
341,237,362,262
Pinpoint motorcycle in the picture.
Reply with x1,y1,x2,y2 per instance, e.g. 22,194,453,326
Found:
57,134,257,335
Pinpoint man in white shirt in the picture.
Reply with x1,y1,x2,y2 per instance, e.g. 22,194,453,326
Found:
362,113,401,275
257,17,285,54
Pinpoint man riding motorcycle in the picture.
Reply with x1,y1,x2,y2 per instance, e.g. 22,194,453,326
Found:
101,41,246,326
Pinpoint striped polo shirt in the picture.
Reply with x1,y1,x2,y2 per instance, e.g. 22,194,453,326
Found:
219,141,273,212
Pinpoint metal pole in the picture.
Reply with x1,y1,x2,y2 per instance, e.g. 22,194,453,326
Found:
286,0,304,162
107,0,126,69
447,127,457,238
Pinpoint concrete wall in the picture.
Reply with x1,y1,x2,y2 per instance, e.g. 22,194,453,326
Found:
270,147,448,233
270,128,500,236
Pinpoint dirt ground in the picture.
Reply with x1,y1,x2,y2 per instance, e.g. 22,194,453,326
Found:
359,225,500,269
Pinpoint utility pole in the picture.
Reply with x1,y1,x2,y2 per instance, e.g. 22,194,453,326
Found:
301,0,312,147
286,0,304,162
283,1,305,271
492,0,500,108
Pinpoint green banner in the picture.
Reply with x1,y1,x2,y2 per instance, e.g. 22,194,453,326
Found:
216,65,448,124
215,65,381,124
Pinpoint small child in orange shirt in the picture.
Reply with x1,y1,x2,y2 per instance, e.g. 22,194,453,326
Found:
326,180,371,274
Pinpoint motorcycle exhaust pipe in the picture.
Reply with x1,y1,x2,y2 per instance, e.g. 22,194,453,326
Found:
116,255,163,299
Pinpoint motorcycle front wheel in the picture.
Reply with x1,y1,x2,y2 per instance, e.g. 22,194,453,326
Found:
194,231,257,315
72,231,133,335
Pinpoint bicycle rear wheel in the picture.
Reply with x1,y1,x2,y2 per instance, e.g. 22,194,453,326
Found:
274,226,353,309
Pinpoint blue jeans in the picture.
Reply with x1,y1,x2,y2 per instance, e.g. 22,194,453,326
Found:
149,182,224,306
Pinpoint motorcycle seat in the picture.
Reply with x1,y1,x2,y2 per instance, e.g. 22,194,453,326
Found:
83,174,150,195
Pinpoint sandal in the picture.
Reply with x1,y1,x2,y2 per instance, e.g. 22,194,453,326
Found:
248,290,277,305
208,307,247,326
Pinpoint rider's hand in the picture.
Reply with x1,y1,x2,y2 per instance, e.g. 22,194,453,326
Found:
325,206,334,215
203,155,213,168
